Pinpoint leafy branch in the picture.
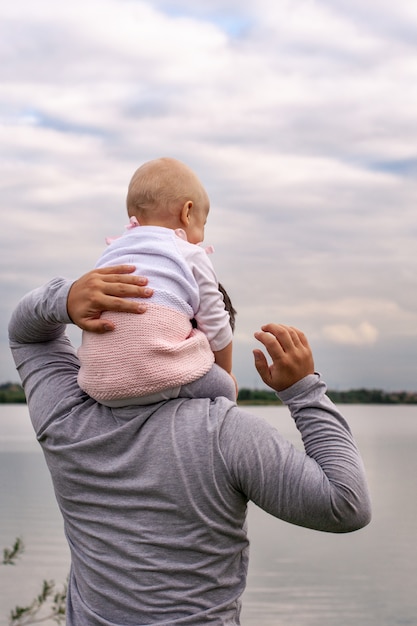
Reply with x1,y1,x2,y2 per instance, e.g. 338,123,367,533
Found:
2,538,67,625
9,579,67,626
3,537,24,565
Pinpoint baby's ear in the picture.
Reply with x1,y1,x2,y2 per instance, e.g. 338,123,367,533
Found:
180,200,193,225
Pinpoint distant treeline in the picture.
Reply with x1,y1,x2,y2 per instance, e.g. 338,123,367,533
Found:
238,387,417,405
1,382,417,405
0,383,26,403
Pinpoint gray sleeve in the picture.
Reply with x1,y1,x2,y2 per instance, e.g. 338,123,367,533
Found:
8,277,73,344
219,375,372,533
8,277,81,425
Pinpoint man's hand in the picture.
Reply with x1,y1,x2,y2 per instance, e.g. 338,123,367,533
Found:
67,265,153,333
253,324,314,392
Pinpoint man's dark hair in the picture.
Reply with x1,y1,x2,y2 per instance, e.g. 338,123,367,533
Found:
218,283,236,333
191,283,236,333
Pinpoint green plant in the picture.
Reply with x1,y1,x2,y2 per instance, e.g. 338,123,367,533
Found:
2,538,67,625
8,579,67,626
3,537,24,565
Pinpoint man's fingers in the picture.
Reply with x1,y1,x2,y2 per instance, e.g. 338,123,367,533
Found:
103,295,148,314
103,273,149,289
95,264,137,276
67,267,153,331
100,282,153,300
253,349,272,386
254,329,285,360
253,323,314,392
260,324,303,351
82,318,115,333
87,268,153,301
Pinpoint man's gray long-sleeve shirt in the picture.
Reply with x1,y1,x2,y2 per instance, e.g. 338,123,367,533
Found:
8,278,371,625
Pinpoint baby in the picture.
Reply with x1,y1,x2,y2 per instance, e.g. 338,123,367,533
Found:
77,157,236,406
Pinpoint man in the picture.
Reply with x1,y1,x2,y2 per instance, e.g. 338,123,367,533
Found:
8,265,371,625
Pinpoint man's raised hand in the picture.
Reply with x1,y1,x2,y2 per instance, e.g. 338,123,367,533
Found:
253,324,314,392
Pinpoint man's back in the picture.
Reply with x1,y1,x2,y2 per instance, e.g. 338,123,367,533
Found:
44,395,249,624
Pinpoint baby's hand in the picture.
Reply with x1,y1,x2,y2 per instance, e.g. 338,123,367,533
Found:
253,324,314,392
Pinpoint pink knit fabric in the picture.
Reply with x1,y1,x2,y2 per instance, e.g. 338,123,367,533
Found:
77,304,214,401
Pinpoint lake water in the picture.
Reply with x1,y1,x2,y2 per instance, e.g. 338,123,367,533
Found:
1,403,417,625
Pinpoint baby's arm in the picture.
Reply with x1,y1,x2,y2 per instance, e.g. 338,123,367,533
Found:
177,239,235,391
191,251,233,366
213,341,232,374
182,243,234,376
214,341,237,396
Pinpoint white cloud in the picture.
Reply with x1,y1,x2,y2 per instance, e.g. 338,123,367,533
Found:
322,321,379,346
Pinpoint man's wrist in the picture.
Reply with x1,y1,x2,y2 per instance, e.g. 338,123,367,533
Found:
275,372,322,404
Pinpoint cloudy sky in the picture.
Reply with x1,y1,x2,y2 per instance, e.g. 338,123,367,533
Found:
1,0,417,391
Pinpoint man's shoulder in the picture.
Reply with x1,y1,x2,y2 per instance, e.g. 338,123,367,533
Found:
155,396,238,432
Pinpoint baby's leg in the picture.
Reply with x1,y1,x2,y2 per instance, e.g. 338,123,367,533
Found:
179,364,236,402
